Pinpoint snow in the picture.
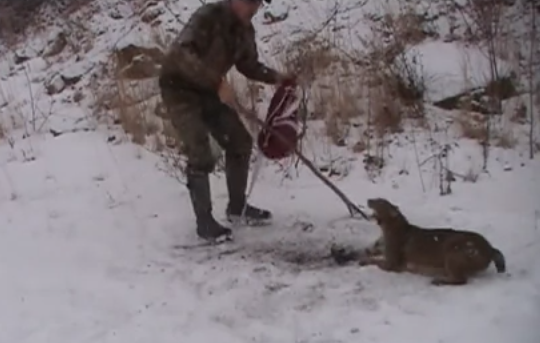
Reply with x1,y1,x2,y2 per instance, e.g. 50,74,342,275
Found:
1,129,539,343
1,0,540,342
404,41,513,103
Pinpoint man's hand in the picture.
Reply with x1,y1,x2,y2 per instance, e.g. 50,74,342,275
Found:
276,72,297,86
218,78,237,108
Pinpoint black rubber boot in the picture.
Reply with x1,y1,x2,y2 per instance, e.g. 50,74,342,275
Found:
225,153,272,225
226,203,272,225
186,170,232,241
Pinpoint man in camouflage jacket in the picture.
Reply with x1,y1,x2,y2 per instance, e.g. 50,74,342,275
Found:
159,0,291,241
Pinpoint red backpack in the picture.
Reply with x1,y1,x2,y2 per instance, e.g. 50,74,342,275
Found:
257,79,300,160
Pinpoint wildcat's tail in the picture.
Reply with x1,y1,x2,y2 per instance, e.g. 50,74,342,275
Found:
492,248,506,273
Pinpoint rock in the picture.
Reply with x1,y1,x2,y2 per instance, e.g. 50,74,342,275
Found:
42,30,68,58
14,48,40,64
44,61,93,95
363,154,385,171
109,9,124,19
120,55,161,79
330,244,361,265
262,9,288,24
144,0,160,7
45,74,66,95
13,36,47,64
262,3,289,24
154,102,168,119
433,76,518,115
14,53,31,65
50,129,62,137
62,61,93,86
114,44,164,79
114,44,164,69
150,19,163,27
73,90,84,103
141,6,164,24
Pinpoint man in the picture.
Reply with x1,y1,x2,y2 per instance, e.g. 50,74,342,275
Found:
159,0,292,241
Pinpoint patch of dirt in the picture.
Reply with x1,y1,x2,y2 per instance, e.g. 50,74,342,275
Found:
170,218,380,272
237,239,336,270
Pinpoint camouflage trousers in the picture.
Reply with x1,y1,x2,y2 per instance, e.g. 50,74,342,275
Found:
160,88,253,174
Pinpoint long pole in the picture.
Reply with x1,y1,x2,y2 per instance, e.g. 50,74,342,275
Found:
225,85,368,220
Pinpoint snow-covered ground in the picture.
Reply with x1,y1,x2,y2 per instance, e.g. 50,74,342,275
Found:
1,0,540,342
1,128,539,343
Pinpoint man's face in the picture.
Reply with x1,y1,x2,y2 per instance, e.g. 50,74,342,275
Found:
232,0,262,23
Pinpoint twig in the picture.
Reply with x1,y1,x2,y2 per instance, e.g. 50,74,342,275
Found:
162,0,187,27
22,66,37,132
419,153,439,167
529,1,536,160
410,126,426,193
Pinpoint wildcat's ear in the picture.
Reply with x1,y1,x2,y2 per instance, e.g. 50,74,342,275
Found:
389,206,400,218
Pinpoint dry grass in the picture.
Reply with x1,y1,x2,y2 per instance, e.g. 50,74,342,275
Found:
510,102,527,124
318,81,366,145
115,79,146,145
275,33,370,146
455,53,518,150
369,85,404,136
0,121,5,140
113,76,167,148
456,57,489,142
88,23,174,151
88,46,170,151
280,36,340,85
456,108,518,149
278,28,413,159
88,0,525,164
61,19,95,56
223,72,262,137
80,1,436,159
96,25,169,141
254,2,434,152
0,0,96,47
493,128,517,149
114,43,164,80
363,6,430,100
0,82,32,135
455,112,488,141
352,138,368,153
382,11,434,46
357,6,431,139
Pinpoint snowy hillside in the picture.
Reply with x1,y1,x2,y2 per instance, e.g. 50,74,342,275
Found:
1,0,540,342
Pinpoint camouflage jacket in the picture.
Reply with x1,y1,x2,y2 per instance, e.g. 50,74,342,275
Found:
160,0,279,94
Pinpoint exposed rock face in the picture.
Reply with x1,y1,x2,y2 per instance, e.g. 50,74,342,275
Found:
114,44,164,80
262,3,289,25
44,61,94,95
13,29,68,64
114,44,164,67
45,74,66,95
120,54,161,79
14,47,42,64
433,76,518,115
141,5,164,24
42,31,68,58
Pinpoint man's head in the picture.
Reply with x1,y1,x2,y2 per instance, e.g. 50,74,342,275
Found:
230,0,269,24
